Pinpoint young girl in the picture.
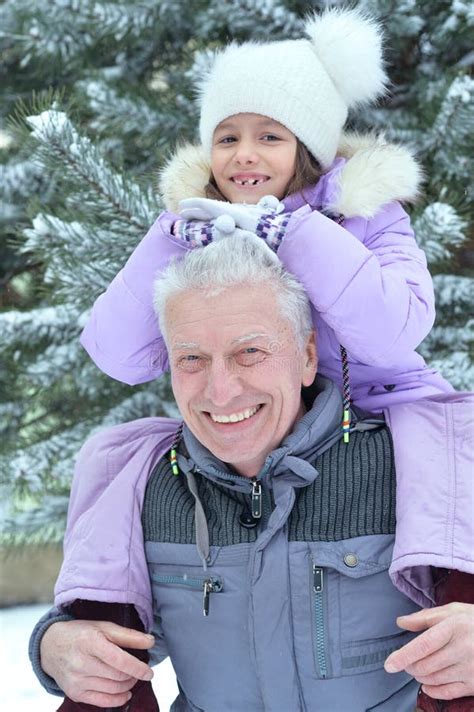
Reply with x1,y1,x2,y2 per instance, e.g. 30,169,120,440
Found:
80,10,453,417
48,9,472,712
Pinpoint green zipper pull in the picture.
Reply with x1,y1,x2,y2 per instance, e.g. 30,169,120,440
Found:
251,481,262,519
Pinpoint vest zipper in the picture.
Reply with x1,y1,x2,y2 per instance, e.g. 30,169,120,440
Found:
151,573,223,617
251,480,262,518
312,564,328,678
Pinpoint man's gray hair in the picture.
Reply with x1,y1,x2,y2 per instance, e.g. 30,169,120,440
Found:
154,235,313,349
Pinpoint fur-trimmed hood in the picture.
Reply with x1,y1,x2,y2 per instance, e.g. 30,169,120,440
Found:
159,132,423,220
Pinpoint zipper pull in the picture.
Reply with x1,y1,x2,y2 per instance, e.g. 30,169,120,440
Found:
313,566,324,593
251,481,262,519
203,579,214,617
202,578,223,616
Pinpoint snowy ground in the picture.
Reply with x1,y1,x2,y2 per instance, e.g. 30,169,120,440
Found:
0,603,178,711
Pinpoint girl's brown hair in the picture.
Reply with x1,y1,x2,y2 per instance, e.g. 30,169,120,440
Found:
204,139,323,202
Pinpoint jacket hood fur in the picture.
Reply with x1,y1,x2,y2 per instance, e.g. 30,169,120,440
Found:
159,132,423,220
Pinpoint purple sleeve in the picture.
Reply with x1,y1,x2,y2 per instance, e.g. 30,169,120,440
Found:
80,212,190,385
386,393,474,607
278,202,435,367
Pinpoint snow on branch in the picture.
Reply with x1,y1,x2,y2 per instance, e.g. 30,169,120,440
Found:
0,494,70,546
79,78,192,145
422,320,473,354
433,274,473,318
82,80,162,135
24,339,84,389
98,388,178,429
6,0,161,69
413,202,467,267
0,159,44,203
0,305,80,354
0,402,23,436
194,0,301,39
22,213,135,299
90,1,158,41
430,75,474,180
0,420,93,492
425,351,473,391
26,109,158,229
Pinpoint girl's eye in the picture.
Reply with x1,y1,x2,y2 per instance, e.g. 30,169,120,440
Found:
262,134,280,141
218,136,236,144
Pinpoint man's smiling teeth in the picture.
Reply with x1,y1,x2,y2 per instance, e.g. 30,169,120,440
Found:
211,405,260,423
232,177,268,186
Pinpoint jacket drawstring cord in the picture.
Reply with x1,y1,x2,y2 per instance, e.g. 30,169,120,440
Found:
340,344,351,443
169,424,211,571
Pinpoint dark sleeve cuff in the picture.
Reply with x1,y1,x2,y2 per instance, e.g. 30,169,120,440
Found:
28,607,75,697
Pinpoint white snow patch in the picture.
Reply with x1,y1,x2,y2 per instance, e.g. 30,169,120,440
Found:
447,75,473,102
26,111,69,140
0,603,178,710
0,129,13,150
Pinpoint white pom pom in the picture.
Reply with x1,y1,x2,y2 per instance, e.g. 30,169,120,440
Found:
214,214,236,234
304,8,388,108
258,195,285,213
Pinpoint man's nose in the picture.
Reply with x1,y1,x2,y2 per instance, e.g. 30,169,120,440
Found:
204,359,243,407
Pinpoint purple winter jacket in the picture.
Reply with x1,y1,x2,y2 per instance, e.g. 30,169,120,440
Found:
80,139,453,411
53,391,474,633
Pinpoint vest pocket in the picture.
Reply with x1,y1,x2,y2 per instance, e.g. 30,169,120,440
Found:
307,536,419,679
151,572,223,618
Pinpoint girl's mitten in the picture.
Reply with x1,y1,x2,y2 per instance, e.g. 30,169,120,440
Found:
178,195,290,252
172,215,241,247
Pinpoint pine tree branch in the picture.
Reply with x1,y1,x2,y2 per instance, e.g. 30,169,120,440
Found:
26,109,159,230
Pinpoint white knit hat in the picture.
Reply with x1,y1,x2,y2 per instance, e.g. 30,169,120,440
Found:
198,8,388,169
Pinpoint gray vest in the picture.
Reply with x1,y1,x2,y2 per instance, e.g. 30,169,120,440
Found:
142,379,419,712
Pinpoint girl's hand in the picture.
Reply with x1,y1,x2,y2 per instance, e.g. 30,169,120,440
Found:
179,195,284,225
172,217,254,248
178,196,290,252
384,603,474,700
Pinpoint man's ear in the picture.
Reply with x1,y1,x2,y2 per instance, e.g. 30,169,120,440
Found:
302,330,318,386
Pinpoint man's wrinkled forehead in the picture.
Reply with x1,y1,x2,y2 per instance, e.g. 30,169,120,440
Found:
164,284,294,353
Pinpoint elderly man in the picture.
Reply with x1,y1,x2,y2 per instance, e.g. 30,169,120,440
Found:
30,237,473,711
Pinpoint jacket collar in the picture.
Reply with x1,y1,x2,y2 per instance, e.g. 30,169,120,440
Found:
159,132,422,220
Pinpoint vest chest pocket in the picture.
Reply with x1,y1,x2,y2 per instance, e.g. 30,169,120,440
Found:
151,572,223,617
308,536,420,679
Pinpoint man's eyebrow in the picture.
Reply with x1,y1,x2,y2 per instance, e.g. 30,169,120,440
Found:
172,341,200,350
232,332,269,345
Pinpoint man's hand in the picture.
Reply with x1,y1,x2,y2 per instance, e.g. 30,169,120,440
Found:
40,619,155,708
384,603,474,700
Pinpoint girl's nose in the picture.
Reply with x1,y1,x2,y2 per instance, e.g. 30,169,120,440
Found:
234,141,259,165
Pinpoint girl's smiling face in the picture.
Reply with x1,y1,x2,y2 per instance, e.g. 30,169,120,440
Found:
211,113,297,203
